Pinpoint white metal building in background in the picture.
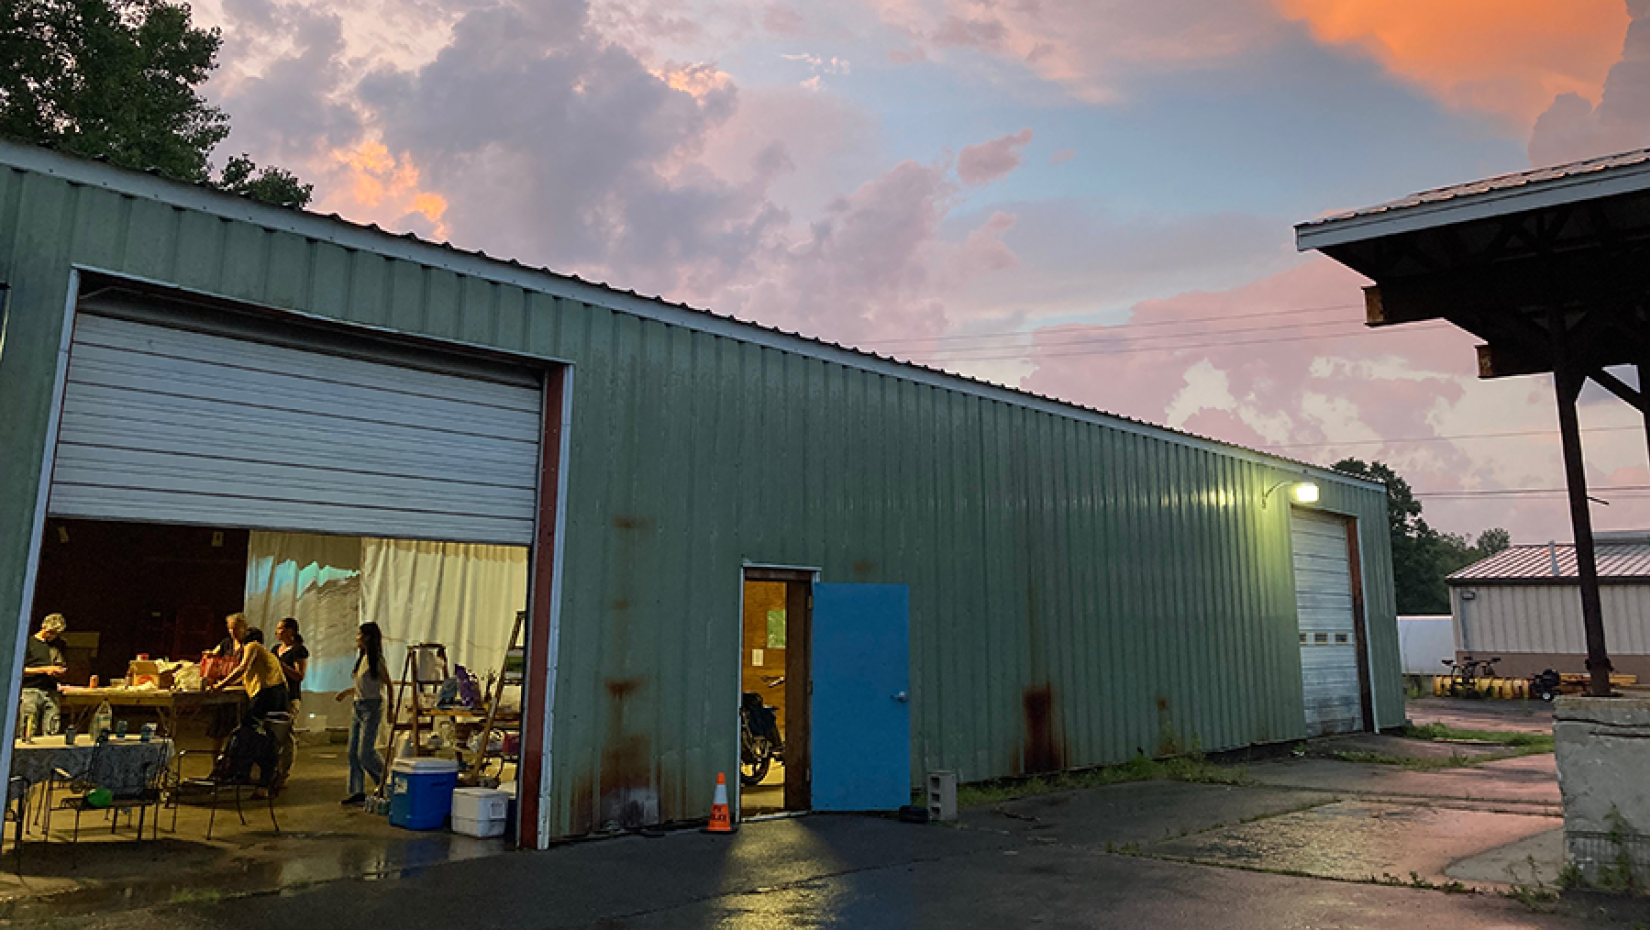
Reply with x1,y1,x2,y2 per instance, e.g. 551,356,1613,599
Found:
1397,615,1454,676
1448,531,1650,680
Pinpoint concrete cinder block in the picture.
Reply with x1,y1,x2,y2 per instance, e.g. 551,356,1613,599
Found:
1553,695,1650,885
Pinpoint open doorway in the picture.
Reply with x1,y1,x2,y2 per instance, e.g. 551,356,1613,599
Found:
739,568,812,815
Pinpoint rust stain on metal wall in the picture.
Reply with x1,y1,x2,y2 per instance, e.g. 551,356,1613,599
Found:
598,676,656,830
1021,684,1064,774
851,558,875,579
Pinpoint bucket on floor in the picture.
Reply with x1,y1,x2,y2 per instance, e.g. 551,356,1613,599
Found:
389,757,460,831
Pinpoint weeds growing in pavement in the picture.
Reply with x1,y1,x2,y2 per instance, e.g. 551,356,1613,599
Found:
1400,723,1555,754
957,751,1253,808
1500,855,1560,910
1330,749,1485,770
1375,871,1474,894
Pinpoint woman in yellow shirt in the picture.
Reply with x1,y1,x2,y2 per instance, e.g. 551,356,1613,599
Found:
211,627,290,729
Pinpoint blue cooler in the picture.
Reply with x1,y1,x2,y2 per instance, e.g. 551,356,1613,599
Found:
389,758,460,830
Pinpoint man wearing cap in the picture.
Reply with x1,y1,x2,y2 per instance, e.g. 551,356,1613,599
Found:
20,614,68,736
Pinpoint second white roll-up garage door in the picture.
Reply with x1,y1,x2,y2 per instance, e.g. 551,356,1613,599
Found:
48,312,544,545
1291,507,1364,736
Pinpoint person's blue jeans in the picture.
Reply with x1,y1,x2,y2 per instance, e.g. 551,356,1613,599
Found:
348,698,384,796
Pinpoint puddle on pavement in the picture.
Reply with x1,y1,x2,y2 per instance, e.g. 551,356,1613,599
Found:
0,830,510,923
1145,800,1561,887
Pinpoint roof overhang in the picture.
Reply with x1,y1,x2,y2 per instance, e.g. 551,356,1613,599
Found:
1295,151,1650,252
1295,151,1650,386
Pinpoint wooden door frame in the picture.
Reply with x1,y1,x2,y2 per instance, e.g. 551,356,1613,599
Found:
741,565,816,813
1342,517,1376,732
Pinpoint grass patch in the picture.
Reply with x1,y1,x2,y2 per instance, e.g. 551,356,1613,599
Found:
167,889,223,905
1401,722,1554,753
1330,749,1504,771
957,753,1253,808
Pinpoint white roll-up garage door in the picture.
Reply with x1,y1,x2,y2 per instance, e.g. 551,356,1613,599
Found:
1291,508,1364,736
48,313,543,545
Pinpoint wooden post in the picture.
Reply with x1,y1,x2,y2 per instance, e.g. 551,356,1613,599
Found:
1639,362,1650,472
1554,363,1615,696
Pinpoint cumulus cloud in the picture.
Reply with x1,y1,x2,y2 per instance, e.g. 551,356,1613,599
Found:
957,129,1033,186
718,160,960,345
1272,0,1629,126
1529,0,1650,164
198,0,1042,349
210,0,363,162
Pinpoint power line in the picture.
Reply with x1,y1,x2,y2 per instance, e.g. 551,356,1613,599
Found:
927,316,1387,358
861,303,1365,348
1414,485,1650,499
1265,425,1642,450
913,322,1454,363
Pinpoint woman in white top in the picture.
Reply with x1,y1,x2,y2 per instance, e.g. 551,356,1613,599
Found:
335,622,391,805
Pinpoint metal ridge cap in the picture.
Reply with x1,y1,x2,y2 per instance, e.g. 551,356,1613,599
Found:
0,139,1381,488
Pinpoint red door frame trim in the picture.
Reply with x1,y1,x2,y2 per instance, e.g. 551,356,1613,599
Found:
519,364,569,848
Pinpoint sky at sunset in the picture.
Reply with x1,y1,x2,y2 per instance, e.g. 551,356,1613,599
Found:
192,0,1650,545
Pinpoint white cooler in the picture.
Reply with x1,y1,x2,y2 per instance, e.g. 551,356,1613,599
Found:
451,787,510,838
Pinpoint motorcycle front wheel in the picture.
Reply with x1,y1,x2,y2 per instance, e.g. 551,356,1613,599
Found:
741,737,772,787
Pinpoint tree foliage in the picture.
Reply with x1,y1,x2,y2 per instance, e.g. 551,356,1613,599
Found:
1332,458,1510,614
0,0,311,207
218,153,313,210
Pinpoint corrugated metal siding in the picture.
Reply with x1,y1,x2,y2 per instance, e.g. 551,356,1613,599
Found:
1452,584,1650,656
0,163,1401,839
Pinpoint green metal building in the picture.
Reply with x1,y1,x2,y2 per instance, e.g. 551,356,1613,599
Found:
0,141,1400,847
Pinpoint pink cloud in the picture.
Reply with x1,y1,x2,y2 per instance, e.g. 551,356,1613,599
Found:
1049,149,1077,165
1013,257,1650,542
957,128,1034,186
861,0,1283,102
763,4,806,34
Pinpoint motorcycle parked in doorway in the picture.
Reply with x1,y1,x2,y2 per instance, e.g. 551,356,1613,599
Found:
740,681,785,788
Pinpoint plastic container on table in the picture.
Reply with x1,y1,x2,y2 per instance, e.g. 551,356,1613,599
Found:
388,758,460,831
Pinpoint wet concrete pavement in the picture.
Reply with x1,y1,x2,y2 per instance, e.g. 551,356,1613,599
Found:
1246,753,1562,807
30,700,1650,929
1149,798,1560,884
45,760,1650,930
1407,696,1556,734
45,811,1638,930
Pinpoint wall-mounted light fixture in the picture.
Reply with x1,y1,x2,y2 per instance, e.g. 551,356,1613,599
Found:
1263,477,1320,510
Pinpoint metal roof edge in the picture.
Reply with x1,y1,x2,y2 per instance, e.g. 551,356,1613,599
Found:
1294,158,1650,252
1446,576,1648,587
0,139,1382,492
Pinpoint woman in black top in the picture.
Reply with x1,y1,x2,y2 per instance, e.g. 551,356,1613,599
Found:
273,617,308,791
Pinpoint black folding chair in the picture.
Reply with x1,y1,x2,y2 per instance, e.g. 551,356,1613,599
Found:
177,719,282,840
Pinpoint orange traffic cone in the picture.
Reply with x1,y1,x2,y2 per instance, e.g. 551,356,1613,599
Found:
704,772,734,833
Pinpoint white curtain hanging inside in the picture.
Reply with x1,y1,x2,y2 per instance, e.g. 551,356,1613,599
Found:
244,532,527,697
360,537,528,679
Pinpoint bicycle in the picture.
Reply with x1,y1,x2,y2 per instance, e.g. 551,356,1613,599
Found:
1441,655,1500,698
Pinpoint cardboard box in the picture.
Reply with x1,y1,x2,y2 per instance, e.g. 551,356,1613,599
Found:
126,660,175,690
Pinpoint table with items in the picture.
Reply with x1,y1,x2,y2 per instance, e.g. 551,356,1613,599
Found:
58,688,244,756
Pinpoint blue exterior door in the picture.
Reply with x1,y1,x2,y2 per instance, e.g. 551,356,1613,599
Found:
810,583,911,811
